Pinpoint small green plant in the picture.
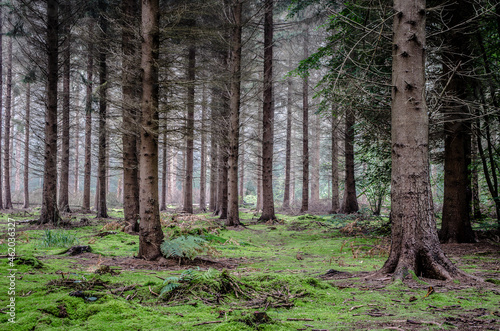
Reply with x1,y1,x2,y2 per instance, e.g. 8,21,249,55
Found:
38,230,79,248
160,235,209,260
159,268,219,297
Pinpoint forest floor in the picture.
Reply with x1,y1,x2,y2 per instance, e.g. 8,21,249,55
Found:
0,209,499,330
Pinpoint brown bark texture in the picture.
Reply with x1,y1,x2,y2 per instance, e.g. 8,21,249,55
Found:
39,0,60,224
227,0,242,226
381,0,470,280
340,108,358,213
59,3,71,213
138,0,164,260
259,0,276,221
122,0,140,232
183,46,196,214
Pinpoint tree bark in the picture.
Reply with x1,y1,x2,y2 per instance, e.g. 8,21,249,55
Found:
59,2,72,213
97,0,108,218
199,85,207,212
310,113,320,205
183,46,196,214
122,0,140,231
300,29,309,213
330,114,340,213
138,0,164,260
259,0,276,221
4,29,13,210
380,0,469,280
74,90,80,195
340,107,358,214
209,127,218,211
282,74,293,210
439,0,475,243
39,0,60,224
227,0,242,226
160,120,167,211
23,82,30,209
83,20,94,212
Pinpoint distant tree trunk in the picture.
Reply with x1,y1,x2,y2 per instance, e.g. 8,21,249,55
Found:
39,0,60,224
227,0,242,226
300,29,309,213
340,108,358,213
160,123,167,211
216,146,229,219
380,0,469,280
471,136,481,220
259,0,276,221
23,82,30,209
83,20,94,212
282,74,293,210
0,7,3,210
138,0,164,260
209,131,218,211
183,46,196,214
4,30,13,209
256,106,263,211
122,0,140,232
439,0,475,244
97,0,108,218
330,114,340,213
239,131,245,203
199,85,207,212
74,93,80,195
59,2,71,213
310,113,320,204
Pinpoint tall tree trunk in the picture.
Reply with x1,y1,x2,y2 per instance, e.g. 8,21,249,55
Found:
330,114,340,213
4,29,13,209
209,127,218,211
138,0,164,260
439,0,475,243
340,107,358,213
39,0,60,224
227,0,242,226
300,29,309,213
259,0,276,221
160,120,167,210
83,20,94,212
380,0,469,280
59,2,71,213
199,85,207,212
310,113,320,204
471,135,481,220
97,0,108,218
122,0,140,231
256,106,263,211
282,74,293,210
183,46,196,214
23,82,30,209
74,90,80,195
239,130,245,204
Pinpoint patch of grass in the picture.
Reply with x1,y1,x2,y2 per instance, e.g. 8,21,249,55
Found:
38,229,79,248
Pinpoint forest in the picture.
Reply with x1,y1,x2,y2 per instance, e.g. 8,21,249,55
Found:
0,0,499,330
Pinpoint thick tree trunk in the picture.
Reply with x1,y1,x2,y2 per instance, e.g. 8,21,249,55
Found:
83,21,94,212
23,82,31,209
310,113,320,205
39,0,60,224
122,0,140,231
300,29,309,213
138,0,164,260
227,0,242,226
183,46,196,214
4,32,13,209
59,3,71,213
330,114,340,213
380,0,469,280
97,0,108,219
340,108,358,214
199,86,207,212
439,0,475,243
282,75,293,210
259,0,276,221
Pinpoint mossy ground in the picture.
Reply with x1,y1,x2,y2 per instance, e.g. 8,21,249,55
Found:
0,210,499,330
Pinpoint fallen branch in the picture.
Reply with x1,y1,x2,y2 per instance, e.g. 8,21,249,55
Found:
149,286,159,297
